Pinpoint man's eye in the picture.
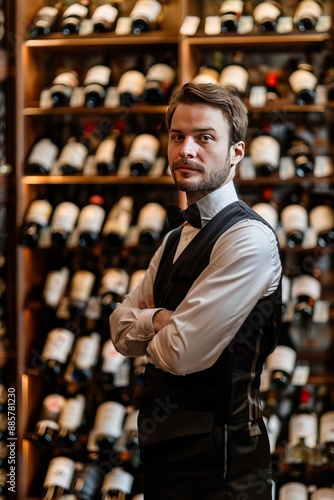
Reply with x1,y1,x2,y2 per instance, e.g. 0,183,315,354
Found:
201,135,213,142
171,135,183,141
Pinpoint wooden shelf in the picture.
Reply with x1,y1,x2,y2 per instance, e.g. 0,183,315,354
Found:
22,175,174,185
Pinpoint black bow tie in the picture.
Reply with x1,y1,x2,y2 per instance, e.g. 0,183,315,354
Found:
166,203,202,229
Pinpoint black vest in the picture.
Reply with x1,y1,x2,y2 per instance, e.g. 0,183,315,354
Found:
138,201,282,446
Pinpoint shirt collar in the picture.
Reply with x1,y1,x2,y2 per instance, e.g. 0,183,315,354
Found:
196,181,239,223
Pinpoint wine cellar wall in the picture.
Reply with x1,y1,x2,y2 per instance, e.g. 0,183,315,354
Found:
13,0,334,499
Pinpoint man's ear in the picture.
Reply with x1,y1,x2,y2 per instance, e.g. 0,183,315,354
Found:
230,141,245,166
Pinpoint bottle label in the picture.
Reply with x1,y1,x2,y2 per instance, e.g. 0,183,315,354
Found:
137,202,166,232
289,413,318,448
294,1,322,21
100,268,129,296
117,70,146,96
101,340,127,373
25,199,53,226
250,135,280,168
320,411,334,444
128,134,160,165
52,71,79,89
101,467,134,494
279,482,308,498
129,269,146,291
70,270,95,302
37,6,59,18
192,70,219,85
220,1,244,15
266,345,296,375
63,4,89,19
289,69,318,93
291,275,321,301
51,202,79,233
43,456,76,489
41,394,66,420
130,0,162,23
95,137,117,164
251,203,278,229
309,205,334,233
58,141,88,170
281,205,308,233
43,268,70,308
146,63,176,85
123,409,139,432
94,401,126,437
253,3,281,23
92,4,118,24
42,328,75,364
219,65,248,93
28,138,59,172
103,211,131,237
74,332,100,369
84,65,111,87
58,395,85,431
77,204,105,233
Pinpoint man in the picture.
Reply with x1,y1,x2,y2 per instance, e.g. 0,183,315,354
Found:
110,82,282,499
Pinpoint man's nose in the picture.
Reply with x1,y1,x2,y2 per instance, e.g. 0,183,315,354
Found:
180,137,195,158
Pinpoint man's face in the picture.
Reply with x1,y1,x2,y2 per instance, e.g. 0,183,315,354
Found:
168,102,244,202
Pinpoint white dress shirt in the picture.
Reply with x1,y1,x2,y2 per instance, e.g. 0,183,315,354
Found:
110,181,282,375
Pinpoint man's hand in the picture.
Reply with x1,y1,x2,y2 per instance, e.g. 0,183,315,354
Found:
139,294,173,334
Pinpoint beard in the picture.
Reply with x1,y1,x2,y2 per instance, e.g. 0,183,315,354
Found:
171,157,231,193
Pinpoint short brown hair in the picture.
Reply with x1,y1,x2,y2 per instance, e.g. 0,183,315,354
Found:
166,83,248,146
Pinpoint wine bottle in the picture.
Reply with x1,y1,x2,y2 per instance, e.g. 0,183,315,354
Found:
60,0,90,35
123,407,139,450
83,64,112,108
280,204,308,248
93,401,126,452
57,136,90,175
100,339,127,385
68,269,96,316
31,393,66,448
29,1,64,37
220,0,244,32
251,202,278,230
40,456,76,500
50,69,79,107
288,62,318,106
98,267,129,315
117,68,146,107
39,327,75,378
249,127,281,176
219,50,249,97
136,202,166,246
100,467,134,499
291,274,321,321
286,387,318,465
70,331,101,382
95,127,124,175
20,199,53,247
265,324,297,392
319,410,334,464
50,201,80,248
309,205,334,247
69,462,102,499
91,1,120,32
191,66,220,85
278,482,308,500
144,61,176,104
128,133,160,176
294,0,323,32
76,195,106,248
42,267,70,313
252,0,282,32
287,134,314,177
26,137,59,174
265,71,280,102
128,269,146,291
57,394,86,448
102,196,134,247
129,0,163,35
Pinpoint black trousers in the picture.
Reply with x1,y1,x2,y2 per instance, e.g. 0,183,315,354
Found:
141,418,272,500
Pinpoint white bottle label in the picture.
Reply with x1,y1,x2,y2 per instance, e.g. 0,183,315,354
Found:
58,395,85,431
123,409,139,432
77,204,105,234
294,1,322,22
130,0,162,23
95,137,117,164
42,328,75,364
251,203,278,229
43,456,76,489
101,340,127,373
266,345,296,375
250,136,280,169
70,270,95,302
58,141,88,170
100,268,129,296
280,204,308,233
63,3,89,19
146,63,176,85
311,489,334,500
137,203,166,233
25,199,53,227
192,71,219,85
103,211,131,237
253,3,281,23
43,268,70,308
319,411,334,444
309,205,334,234
220,1,244,15
37,6,59,18
279,482,308,499
219,65,248,93
282,275,291,305
129,269,146,291
84,65,111,87
117,70,146,96
42,394,66,416
101,467,134,494
128,134,160,165
289,69,318,93
289,413,318,448
28,139,59,171
74,332,100,370
52,71,79,89
51,202,80,233
92,4,118,24
94,401,125,438
291,275,321,301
